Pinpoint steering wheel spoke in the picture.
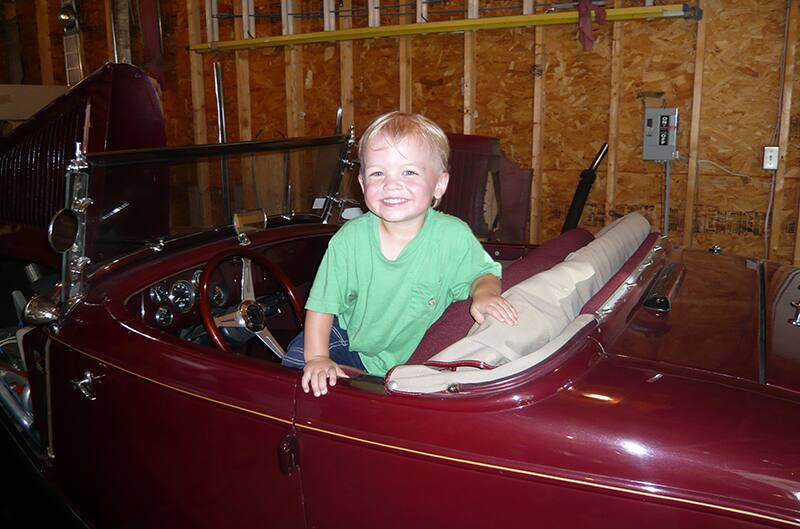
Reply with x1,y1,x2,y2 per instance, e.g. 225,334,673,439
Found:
214,310,243,329
241,257,256,301
255,327,287,358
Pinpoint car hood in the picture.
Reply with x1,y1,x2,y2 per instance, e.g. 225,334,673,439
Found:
607,249,800,394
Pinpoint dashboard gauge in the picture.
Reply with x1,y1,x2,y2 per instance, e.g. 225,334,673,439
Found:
192,269,203,287
210,283,228,308
149,282,169,304
170,280,196,313
154,306,174,328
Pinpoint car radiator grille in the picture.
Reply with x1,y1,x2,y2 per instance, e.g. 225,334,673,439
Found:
0,101,86,228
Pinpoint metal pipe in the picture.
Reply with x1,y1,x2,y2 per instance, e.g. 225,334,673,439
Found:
243,0,256,38
213,63,228,144
205,0,219,41
213,62,231,222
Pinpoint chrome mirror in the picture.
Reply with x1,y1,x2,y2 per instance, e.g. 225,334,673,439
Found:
48,208,79,253
233,209,268,246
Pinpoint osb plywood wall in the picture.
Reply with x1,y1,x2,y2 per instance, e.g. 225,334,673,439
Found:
6,0,800,264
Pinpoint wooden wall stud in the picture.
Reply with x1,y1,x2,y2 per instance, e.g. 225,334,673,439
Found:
682,6,707,248
605,0,623,226
186,0,213,225
529,23,545,243
770,0,799,261
35,0,54,84
463,0,479,134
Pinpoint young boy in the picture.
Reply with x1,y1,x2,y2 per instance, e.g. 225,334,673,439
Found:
282,112,518,396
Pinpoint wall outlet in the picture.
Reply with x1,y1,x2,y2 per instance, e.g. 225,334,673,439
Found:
763,146,779,170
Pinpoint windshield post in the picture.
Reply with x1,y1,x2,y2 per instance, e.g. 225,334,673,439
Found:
61,142,92,305
320,126,356,224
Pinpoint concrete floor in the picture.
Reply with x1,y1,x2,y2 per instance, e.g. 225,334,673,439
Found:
0,419,85,528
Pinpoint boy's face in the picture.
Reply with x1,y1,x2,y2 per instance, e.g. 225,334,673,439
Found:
359,133,449,231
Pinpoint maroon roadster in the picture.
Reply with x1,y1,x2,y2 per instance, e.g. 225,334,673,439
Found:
1,127,799,529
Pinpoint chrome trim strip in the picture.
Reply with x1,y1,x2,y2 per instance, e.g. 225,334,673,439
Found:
595,239,662,322
45,339,55,459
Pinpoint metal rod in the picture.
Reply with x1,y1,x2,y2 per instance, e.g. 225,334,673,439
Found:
213,62,231,222
335,107,343,134
589,142,609,171
213,63,228,143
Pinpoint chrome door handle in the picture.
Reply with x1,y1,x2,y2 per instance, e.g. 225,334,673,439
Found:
70,370,103,401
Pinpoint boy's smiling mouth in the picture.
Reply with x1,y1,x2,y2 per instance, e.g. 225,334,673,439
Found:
381,197,409,205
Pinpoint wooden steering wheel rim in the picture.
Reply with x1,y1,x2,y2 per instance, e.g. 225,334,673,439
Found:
198,247,305,353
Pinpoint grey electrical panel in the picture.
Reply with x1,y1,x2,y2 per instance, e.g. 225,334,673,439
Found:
642,107,679,161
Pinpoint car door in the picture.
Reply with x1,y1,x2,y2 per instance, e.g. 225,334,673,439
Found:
44,318,305,529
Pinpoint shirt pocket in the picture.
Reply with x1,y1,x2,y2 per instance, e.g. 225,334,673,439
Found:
410,280,442,322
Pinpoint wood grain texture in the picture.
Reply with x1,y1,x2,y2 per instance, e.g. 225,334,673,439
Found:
769,0,798,260
35,0,54,83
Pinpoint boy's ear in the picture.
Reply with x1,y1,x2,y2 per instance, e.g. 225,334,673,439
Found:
434,171,449,200
357,172,365,193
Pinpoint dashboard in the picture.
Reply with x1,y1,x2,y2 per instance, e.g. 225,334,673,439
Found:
146,269,230,329
126,236,330,339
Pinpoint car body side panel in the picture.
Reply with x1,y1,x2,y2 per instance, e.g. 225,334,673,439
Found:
295,364,800,528
43,302,305,528
297,430,772,529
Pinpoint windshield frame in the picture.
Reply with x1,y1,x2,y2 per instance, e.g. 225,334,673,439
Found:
55,132,355,310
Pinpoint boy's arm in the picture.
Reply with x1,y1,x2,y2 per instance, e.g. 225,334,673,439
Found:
469,274,519,326
302,310,346,397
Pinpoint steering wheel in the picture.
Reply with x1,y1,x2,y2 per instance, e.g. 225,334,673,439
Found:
198,247,304,357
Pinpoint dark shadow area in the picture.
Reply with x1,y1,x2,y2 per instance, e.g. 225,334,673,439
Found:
0,423,86,528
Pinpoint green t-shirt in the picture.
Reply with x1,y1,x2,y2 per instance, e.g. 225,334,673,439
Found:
306,208,501,376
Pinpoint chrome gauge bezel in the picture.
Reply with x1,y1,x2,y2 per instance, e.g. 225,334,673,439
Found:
170,279,197,313
154,305,174,328
210,283,228,308
149,282,169,304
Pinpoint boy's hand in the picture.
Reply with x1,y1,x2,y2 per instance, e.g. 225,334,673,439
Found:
470,274,518,326
470,292,519,326
302,357,347,397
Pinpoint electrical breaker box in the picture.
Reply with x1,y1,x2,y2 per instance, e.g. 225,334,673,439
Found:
642,107,679,161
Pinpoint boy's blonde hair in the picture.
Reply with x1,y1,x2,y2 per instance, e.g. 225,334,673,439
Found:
358,111,450,173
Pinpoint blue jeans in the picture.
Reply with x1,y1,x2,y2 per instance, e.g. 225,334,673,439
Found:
282,318,366,371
